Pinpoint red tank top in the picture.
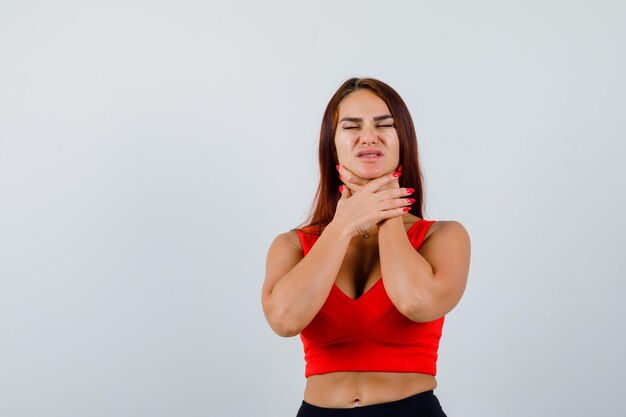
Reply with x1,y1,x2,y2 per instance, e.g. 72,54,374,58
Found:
296,219,444,378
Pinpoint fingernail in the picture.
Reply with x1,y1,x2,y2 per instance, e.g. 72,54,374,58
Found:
407,198,415,204
336,164,340,171
403,207,411,212
339,185,344,192
406,188,415,194
338,174,342,180
398,164,402,172
392,171,401,178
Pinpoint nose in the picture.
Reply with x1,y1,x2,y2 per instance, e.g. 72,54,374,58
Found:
361,137,378,146
360,130,378,145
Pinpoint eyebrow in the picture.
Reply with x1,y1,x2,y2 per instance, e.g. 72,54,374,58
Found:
339,115,394,123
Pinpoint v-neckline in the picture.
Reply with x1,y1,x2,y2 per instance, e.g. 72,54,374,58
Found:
332,276,384,302
331,219,425,302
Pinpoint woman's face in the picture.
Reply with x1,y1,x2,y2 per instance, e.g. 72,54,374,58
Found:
334,89,400,179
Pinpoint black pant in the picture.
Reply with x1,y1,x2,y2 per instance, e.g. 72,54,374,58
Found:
295,390,447,417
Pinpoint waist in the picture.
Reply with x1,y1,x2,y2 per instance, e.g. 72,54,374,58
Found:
303,371,437,408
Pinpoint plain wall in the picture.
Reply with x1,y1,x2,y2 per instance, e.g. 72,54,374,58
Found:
1,1,624,416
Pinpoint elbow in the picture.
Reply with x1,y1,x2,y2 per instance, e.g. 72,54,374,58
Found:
399,291,445,323
267,309,303,338
262,292,303,337
271,321,301,338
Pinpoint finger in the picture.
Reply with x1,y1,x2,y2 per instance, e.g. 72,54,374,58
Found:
339,174,364,193
377,187,415,202
385,207,413,219
337,164,358,178
379,196,415,210
361,170,402,193
376,177,400,192
379,205,412,220
338,184,352,199
337,165,369,188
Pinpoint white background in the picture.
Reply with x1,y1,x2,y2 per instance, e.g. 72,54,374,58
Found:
1,1,625,416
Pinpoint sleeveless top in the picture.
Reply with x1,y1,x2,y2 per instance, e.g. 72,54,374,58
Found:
296,219,444,378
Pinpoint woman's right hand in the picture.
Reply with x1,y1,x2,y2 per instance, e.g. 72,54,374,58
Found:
332,171,415,238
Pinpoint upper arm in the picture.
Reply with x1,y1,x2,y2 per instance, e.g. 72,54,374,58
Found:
417,220,471,318
261,231,304,319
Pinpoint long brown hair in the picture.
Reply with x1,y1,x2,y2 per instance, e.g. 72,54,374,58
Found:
297,77,425,234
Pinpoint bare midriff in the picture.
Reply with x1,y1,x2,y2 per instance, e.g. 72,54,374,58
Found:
303,371,437,408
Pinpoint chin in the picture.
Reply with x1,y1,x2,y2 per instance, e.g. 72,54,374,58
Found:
352,163,394,178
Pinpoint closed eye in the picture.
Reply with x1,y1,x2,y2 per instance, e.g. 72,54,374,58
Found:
378,124,394,128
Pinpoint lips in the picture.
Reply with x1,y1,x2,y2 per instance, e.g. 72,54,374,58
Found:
356,148,384,158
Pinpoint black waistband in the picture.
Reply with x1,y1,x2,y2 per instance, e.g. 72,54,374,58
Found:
297,390,443,416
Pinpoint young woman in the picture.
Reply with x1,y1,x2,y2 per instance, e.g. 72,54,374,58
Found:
262,77,471,416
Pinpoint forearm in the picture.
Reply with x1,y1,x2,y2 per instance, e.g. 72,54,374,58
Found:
378,217,437,322
269,222,352,336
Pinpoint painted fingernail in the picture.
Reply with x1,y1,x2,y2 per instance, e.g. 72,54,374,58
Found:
407,198,415,204
403,207,411,212
406,188,415,194
392,171,401,178
339,185,344,192
336,164,340,171
397,164,402,172
338,174,342,180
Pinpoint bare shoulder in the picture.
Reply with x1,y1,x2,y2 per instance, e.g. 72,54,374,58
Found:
262,229,304,299
265,229,304,268
420,220,471,274
270,229,303,252
424,220,469,242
